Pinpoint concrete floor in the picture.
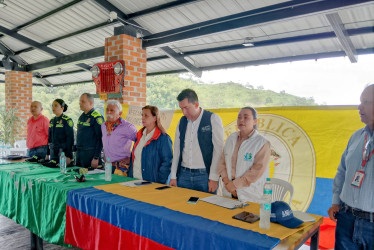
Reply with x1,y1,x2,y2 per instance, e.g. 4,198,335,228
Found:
0,214,80,250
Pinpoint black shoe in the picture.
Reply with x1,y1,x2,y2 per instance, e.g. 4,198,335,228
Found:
42,160,58,168
26,155,40,163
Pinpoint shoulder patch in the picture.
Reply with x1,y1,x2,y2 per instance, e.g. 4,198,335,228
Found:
96,117,103,125
67,119,74,127
91,110,101,118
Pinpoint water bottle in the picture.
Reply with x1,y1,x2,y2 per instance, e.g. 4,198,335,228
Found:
105,158,112,181
260,178,272,229
59,151,66,174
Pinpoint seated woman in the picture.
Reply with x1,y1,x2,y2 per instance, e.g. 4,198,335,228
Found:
218,107,270,203
129,105,173,184
44,99,74,168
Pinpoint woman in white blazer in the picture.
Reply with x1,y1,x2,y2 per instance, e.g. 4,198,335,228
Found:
218,107,271,203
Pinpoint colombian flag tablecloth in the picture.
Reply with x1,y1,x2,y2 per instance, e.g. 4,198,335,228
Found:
65,183,321,250
0,162,131,246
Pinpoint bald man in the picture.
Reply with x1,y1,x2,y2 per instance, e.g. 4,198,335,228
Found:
26,101,49,161
328,84,374,249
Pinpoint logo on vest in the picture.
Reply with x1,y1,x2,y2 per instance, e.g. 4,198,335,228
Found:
244,153,253,162
201,125,211,132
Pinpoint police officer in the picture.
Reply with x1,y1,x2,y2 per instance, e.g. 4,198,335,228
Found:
76,93,104,168
44,99,74,168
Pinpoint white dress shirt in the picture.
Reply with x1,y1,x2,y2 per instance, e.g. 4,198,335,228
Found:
170,109,224,181
133,128,155,180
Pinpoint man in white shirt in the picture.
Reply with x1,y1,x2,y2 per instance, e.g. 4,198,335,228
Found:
169,89,224,193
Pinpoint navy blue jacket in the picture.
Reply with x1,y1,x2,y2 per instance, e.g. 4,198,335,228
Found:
129,127,173,184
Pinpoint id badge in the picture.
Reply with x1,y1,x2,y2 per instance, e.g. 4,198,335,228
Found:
351,171,365,188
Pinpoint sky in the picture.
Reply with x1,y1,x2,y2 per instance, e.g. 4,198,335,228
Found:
196,54,374,105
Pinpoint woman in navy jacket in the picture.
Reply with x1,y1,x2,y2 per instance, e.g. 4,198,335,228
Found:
129,105,173,184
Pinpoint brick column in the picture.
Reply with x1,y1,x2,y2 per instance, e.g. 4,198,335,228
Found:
5,71,32,140
105,34,146,106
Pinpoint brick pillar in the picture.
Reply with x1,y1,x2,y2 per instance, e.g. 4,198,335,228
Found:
5,71,32,140
105,34,146,106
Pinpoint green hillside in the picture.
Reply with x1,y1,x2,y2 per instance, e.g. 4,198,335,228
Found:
1,74,316,124
147,75,316,109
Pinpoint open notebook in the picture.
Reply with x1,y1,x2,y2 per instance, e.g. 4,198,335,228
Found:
293,211,316,222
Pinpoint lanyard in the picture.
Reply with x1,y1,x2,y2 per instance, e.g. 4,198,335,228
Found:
362,134,374,167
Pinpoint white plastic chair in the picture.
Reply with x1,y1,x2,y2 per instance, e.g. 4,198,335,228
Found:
10,140,28,156
271,178,294,205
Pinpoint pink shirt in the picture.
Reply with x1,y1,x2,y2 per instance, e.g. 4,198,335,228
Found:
27,114,49,149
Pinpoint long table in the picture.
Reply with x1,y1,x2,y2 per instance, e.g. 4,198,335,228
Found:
0,161,132,247
65,182,323,250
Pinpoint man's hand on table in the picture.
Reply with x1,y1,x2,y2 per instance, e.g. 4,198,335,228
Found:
169,179,177,187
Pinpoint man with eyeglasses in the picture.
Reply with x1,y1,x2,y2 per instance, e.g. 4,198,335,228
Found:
328,84,374,249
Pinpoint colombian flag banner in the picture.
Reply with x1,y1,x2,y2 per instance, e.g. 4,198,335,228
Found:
122,105,362,217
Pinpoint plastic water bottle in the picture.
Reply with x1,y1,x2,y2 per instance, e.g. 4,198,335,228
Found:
59,151,66,174
260,178,272,229
105,158,112,181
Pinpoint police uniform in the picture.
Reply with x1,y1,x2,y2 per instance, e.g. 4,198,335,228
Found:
48,114,74,161
76,108,104,168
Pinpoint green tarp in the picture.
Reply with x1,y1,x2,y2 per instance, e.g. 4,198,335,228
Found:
0,162,132,246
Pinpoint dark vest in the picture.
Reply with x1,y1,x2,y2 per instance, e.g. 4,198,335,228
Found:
177,110,213,177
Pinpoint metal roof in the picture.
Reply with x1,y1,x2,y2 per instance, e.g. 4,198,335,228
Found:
0,0,373,86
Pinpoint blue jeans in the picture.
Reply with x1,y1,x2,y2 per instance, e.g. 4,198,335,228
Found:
28,145,48,159
335,205,374,250
177,167,209,193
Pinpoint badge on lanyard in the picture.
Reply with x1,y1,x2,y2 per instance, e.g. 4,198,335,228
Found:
351,170,365,188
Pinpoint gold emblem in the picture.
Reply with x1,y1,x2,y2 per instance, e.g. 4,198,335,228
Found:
97,117,103,125
68,120,73,127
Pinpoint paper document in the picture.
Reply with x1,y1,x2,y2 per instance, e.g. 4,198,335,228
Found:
85,169,104,175
120,180,152,187
293,211,316,222
200,195,248,209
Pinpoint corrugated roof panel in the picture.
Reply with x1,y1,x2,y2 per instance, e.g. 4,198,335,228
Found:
339,3,374,25
135,0,290,34
0,0,67,29
109,0,172,14
27,55,103,77
48,24,117,54
352,33,374,49
234,0,291,11
19,49,55,64
18,1,109,43
0,36,30,52
45,71,92,85
147,59,180,73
